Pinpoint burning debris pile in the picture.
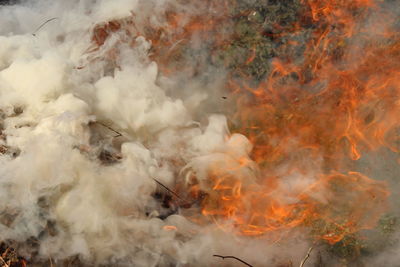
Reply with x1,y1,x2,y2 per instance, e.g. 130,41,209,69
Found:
0,0,399,266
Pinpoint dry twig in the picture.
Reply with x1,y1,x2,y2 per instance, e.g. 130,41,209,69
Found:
299,246,314,267
32,18,58,36
153,178,188,203
213,254,253,267
96,121,123,138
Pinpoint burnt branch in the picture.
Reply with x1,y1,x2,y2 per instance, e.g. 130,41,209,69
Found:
213,255,253,267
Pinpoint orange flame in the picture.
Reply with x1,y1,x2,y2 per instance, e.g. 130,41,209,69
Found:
215,0,396,241
89,0,397,244
163,225,178,231
196,163,388,243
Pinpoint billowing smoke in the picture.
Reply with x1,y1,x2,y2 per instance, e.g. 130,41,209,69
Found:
0,0,398,266
0,0,284,266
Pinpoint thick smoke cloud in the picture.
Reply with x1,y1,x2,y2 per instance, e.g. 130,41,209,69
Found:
0,0,302,266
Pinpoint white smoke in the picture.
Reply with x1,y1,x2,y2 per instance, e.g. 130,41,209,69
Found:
0,0,318,266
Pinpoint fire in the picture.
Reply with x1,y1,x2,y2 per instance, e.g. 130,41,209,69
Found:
88,0,397,244
220,0,396,242
197,166,388,242
89,0,232,76
163,225,178,231
136,0,231,76
196,0,396,242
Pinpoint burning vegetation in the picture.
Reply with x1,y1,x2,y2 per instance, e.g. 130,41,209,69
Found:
0,0,399,266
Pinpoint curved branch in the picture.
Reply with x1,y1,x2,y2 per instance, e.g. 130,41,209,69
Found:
213,254,253,267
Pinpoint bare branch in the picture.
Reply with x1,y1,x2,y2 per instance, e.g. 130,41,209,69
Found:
32,18,58,36
152,178,188,203
299,246,314,267
95,121,123,138
213,255,253,267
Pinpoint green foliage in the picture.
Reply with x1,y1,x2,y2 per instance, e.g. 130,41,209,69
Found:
216,0,304,81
